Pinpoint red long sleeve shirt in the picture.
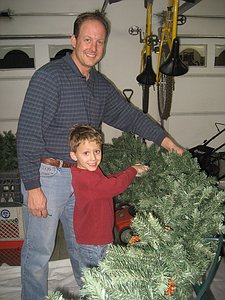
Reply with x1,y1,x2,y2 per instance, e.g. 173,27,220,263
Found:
71,165,137,245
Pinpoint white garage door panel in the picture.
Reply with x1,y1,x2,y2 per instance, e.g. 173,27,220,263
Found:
169,114,225,151
0,79,29,132
172,76,225,113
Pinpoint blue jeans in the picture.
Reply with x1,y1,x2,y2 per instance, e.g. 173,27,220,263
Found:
21,163,82,300
78,244,108,269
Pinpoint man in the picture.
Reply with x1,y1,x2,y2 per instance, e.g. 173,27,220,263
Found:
17,11,183,300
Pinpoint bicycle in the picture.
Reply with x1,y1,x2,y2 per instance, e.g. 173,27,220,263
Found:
129,0,189,120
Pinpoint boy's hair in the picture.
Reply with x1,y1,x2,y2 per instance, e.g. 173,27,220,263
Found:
73,11,110,39
69,124,103,152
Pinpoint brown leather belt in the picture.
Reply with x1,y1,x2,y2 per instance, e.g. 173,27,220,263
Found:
40,158,74,168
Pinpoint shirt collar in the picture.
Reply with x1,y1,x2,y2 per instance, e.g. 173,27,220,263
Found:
63,52,96,82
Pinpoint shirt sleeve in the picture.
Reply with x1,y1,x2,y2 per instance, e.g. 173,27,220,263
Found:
101,80,166,146
95,167,137,197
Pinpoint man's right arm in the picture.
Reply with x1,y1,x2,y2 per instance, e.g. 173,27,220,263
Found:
16,70,59,190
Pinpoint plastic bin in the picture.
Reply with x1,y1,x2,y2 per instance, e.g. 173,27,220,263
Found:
0,171,23,204
0,204,24,265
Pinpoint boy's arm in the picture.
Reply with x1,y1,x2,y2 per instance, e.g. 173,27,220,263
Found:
101,167,137,196
107,164,149,178
74,165,149,199
102,164,149,196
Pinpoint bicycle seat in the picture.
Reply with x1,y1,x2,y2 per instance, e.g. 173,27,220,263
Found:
159,38,188,76
136,55,156,86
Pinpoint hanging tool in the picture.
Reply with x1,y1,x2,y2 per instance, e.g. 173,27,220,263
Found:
122,89,134,103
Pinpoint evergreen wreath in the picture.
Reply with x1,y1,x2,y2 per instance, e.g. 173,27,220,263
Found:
80,133,225,300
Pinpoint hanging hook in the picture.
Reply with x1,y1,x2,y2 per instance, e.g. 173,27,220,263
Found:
122,89,134,103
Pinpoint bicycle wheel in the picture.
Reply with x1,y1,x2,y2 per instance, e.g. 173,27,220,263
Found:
157,45,174,120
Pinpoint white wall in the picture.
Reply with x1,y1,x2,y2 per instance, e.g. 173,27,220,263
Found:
0,0,224,150
167,0,225,150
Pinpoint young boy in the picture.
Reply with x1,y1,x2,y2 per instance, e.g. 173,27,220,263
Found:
69,124,149,270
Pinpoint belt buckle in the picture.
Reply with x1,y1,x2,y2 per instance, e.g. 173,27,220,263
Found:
59,160,63,168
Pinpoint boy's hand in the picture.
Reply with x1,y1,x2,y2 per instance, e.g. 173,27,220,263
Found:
132,163,150,176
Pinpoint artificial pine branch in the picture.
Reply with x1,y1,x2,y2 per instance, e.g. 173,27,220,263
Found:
0,130,18,171
46,291,67,300
81,132,225,300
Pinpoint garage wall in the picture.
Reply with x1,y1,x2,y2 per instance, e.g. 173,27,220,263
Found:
167,0,225,150
0,0,224,150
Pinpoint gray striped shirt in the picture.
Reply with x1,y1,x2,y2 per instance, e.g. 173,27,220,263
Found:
17,53,165,190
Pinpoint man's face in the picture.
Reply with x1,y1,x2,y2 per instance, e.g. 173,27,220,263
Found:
71,140,102,171
71,19,106,75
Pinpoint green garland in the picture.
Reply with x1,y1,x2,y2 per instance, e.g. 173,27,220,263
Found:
0,130,18,171
80,133,225,300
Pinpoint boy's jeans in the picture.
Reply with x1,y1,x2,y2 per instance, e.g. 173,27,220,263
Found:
21,163,82,300
78,244,108,269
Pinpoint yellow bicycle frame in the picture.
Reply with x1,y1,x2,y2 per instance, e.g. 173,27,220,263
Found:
145,1,152,57
140,0,153,72
137,0,187,119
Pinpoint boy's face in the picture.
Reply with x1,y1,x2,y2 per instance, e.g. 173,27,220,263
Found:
70,140,102,171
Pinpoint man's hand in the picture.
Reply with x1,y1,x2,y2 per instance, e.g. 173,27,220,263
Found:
27,187,48,217
161,137,183,155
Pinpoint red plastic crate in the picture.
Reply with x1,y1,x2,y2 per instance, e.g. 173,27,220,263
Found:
0,205,24,265
0,205,24,240
0,240,23,266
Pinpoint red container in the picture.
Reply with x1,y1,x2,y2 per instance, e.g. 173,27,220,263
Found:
0,240,23,266
0,205,24,265
115,206,134,244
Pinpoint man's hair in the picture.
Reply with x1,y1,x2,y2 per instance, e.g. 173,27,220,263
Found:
73,11,110,39
69,124,103,152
